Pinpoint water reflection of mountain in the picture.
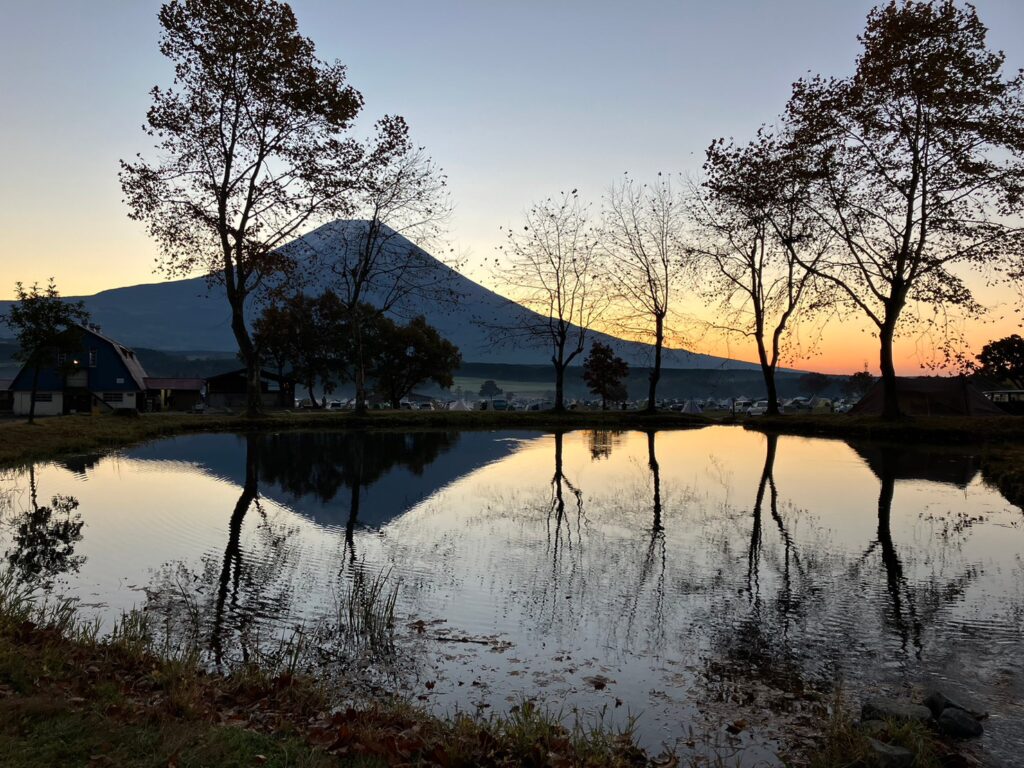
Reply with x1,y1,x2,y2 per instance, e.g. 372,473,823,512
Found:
846,441,980,488
125,431,534,528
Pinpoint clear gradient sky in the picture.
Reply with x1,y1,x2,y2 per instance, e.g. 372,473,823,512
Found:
1,0,1022,374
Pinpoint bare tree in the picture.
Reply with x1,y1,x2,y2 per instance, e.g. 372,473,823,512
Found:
692,131,829,415
313,144,455,413
601,174,689,412
785,0,1024,419
493,192,604,411
120,0,406,415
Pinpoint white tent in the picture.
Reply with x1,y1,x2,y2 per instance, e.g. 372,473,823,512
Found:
680,399,703,415
446,399,473,411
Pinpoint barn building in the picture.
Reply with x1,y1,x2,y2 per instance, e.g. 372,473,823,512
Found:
8,325,148,416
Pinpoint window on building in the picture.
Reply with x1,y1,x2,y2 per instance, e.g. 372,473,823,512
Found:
103,392,124,404
33,393,53,403
88,350,97,367
57,352,67,366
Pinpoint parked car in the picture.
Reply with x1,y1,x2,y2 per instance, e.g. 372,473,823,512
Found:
747,400,770,416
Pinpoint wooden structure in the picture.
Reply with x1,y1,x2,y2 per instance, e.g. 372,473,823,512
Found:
144,377,205,412
205,369,295,410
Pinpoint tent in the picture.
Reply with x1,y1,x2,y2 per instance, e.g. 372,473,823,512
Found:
679,399,703,415
445,399,473,411
808,396,832,412
848,376,1006,417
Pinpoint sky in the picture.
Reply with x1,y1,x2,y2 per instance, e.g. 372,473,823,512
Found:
1,0,1022,374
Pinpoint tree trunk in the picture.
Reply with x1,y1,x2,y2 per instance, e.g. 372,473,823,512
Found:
764,366,780,417
754,313,782,417
646,314,664,413
553,362,565,412
276,364,286,408
353,318,368,415
879,316,900,420
230,303,262,418
27,363,39,425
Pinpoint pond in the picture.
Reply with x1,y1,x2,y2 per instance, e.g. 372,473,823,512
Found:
1,427,1021,765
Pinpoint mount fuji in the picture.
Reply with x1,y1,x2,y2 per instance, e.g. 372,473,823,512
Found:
0,220,758,371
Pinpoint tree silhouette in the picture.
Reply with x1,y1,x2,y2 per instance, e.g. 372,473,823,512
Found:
695,131,829,416
372,316,461,409
478,380,502,398
786,1,1024,419
582,341,629,410
492,192,604,411
601,174,688,412
120,0,407,415
975,334,1024,388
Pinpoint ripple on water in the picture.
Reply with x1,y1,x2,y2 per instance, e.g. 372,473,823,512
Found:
4,428,1023,764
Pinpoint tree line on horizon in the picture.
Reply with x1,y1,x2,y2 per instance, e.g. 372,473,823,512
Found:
6,0,1024,421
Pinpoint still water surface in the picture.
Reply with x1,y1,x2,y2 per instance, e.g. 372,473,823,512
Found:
1,427,1021,764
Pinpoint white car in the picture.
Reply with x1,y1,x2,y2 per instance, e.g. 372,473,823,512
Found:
746,400,767,416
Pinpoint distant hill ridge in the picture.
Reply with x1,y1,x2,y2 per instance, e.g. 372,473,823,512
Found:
0,220,759,371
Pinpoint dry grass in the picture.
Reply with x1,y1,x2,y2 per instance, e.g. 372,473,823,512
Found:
0,568,651,767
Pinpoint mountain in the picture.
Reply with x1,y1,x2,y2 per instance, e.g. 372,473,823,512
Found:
121,431,532,529
0,220,758,370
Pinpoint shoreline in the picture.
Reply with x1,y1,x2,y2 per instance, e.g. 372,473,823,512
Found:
4,413,1024,510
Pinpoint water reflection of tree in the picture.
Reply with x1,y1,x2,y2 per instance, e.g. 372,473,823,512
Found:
585,430,624,461
623,431,668,648
746,434,803,625
706,433,812,697
544,431,585,624
4,466,84,586
152,431,458,666
256,431,459,564
211,435,262,664
851,443,982,658
707,436,992,708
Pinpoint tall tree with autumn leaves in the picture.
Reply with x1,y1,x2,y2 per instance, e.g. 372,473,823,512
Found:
121,0,410,415
785,0,1024,419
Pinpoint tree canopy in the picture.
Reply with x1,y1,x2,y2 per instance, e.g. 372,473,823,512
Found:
975,334,1024,388
583,341,629,410
121,0,408,415
785,0,1024,418
372,315,462,408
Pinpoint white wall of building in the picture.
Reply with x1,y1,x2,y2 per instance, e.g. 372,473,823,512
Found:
13,391,63,417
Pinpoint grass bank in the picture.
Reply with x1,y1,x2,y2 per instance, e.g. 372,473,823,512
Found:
0,570,648,768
